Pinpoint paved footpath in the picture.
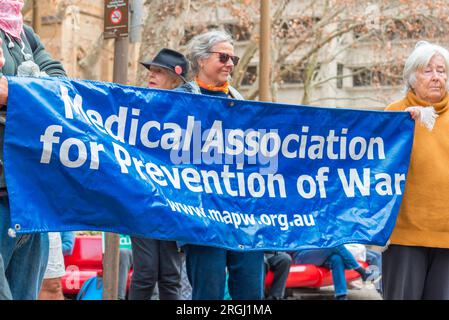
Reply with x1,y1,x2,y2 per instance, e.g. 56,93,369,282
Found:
288,282,382,300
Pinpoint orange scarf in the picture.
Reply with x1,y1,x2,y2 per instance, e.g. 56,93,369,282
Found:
195,77,229,94
406,90,449,114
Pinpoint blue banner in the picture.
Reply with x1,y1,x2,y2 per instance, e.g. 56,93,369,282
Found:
4,77,414,251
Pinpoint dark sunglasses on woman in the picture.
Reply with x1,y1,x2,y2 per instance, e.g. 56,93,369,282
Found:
208,51,240,66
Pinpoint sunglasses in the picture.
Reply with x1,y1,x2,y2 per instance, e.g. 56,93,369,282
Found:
208,52,240,66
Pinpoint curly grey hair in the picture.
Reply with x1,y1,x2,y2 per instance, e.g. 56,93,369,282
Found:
403,41,449,93
186,30,234,76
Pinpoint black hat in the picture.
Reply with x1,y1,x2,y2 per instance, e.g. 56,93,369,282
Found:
140,48,189,83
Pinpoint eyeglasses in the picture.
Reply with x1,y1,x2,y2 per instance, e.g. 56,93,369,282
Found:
208,52,240,66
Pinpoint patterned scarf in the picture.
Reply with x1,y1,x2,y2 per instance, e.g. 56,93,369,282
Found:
0,0,24,40
195,77,230,94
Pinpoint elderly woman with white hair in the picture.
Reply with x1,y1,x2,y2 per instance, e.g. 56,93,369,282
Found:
383,41,449,300
175,30,265,300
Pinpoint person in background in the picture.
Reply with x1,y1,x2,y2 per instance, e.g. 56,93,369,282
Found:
365,247,382,295
292,245,373,300
141,48,188,90
264,252,292,300
38,232,75,300
129,48,188,300
0,254,11,300
0,0,66,300
61,231,75,257
383,41,449,300
38,233,66,300
118,247,132,300
176,30,265,300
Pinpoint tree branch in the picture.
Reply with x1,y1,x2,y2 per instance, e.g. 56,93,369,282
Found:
232,0,290,89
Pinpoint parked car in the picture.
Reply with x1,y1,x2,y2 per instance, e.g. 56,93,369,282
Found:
62,235,366,298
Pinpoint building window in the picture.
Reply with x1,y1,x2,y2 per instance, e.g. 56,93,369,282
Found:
224,23,252,41
280,65,305,84
274,17,321,39
384,20,408,40
352,65,403,87
354,18,448,42
337,63,344,89
242,64,310,86
241,66,257,86
352,68,371,87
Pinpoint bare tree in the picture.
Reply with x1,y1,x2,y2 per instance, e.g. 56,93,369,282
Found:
32,0,449,107
231,0,449,105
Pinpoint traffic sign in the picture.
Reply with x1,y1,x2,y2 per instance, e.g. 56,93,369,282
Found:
104,0,129,39
110,9,122,25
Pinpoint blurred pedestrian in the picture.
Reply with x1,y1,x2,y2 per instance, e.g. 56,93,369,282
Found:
292,245,373,300
264,252,292,300
38,232,70,300
129,48,188,300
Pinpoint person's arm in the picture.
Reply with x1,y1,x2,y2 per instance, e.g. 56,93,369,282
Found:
61,231,75,256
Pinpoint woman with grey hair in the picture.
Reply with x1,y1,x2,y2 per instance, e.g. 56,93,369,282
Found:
383,41,449,300
176,30,265,300
177,30,243,98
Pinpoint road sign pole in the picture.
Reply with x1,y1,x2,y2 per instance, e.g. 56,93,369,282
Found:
102,0,129,300
102,233,120,300
113,36,129,86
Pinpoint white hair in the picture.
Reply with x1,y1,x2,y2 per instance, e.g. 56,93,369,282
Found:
403,41,449,93
186,30,234,76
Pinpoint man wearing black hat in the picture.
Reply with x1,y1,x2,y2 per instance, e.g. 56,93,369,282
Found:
141,48,189,90
127,48,189,300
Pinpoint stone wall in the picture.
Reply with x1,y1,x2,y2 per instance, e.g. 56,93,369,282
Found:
24,0,141,83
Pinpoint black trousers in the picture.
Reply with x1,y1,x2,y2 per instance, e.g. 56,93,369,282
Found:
382,244,449,300
129,237,182,300
264,252,292,299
